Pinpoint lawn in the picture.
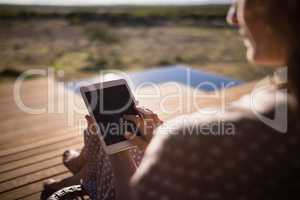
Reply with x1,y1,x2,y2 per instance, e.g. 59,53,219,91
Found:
0,4,275,83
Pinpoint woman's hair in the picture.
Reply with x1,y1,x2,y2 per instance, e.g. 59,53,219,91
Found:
264,0,300,106
287,0,300,105
256,0,300,108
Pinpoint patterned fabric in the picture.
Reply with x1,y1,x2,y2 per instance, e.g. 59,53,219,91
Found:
131,87,300,200
82,131,144,200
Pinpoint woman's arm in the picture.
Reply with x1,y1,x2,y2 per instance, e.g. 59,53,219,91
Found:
123,106,163,151
85,106,163,200
111,107,163,200
110,151,136,200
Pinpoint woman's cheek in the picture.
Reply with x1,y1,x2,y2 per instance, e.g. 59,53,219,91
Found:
246,41,256,62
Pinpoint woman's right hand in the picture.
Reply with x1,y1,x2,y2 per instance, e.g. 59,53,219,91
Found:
123,106,163,151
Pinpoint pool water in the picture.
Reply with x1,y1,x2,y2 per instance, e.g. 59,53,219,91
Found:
67,65,242,94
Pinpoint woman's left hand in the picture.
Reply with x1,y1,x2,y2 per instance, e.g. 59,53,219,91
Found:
123,106,163,151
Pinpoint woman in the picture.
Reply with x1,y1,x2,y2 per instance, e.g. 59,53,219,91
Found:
45,0,300,199
128,1,300,199
43,108,162,200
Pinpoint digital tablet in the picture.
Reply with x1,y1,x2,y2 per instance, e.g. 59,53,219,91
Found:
80,79,140,154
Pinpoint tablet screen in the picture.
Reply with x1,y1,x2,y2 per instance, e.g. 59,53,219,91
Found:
84,84,137,145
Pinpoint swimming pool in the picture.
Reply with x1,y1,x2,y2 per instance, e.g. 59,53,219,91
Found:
67,64,242,94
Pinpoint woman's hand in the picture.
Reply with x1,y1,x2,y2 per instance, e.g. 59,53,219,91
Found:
123,106,163,151
85,115,98,135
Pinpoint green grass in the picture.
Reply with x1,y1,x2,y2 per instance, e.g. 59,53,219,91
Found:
0,4,274,83
0,4,229,18
53,52,90,70
123,5,229,18
85,24,120,44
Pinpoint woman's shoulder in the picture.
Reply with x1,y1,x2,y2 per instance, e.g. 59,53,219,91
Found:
162,89,282,132
132,88,300,200
150,86,291,153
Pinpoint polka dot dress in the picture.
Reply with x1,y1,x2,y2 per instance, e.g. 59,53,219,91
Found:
82,130,144,200
132,90,300,200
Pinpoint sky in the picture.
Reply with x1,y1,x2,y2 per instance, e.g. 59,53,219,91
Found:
0,0,233,6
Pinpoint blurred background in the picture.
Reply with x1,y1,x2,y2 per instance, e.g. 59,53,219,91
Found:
0,0,275,83
0,2,278,198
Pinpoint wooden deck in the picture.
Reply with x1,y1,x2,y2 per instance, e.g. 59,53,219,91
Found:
0,77,257,200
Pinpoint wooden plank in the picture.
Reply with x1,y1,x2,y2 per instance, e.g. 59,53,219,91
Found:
0,164,68,193
0,77,261,200
0,172,72,200
0,143,82,174
0,156,63,183
0,115,66,137
0,78,48,99
0,126,80,151
0,87,80,124
19,192,41,200
0,129,80,158
0,136,82,167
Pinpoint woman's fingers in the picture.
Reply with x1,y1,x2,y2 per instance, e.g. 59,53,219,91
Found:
135,107,162,126
124,131,147,150
123,114,148,138
123,110,161,150
136,107,161,125
136,106,155,117
136,106,160,120
85,115,98,134
123,114,143,128
85,115,93,125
